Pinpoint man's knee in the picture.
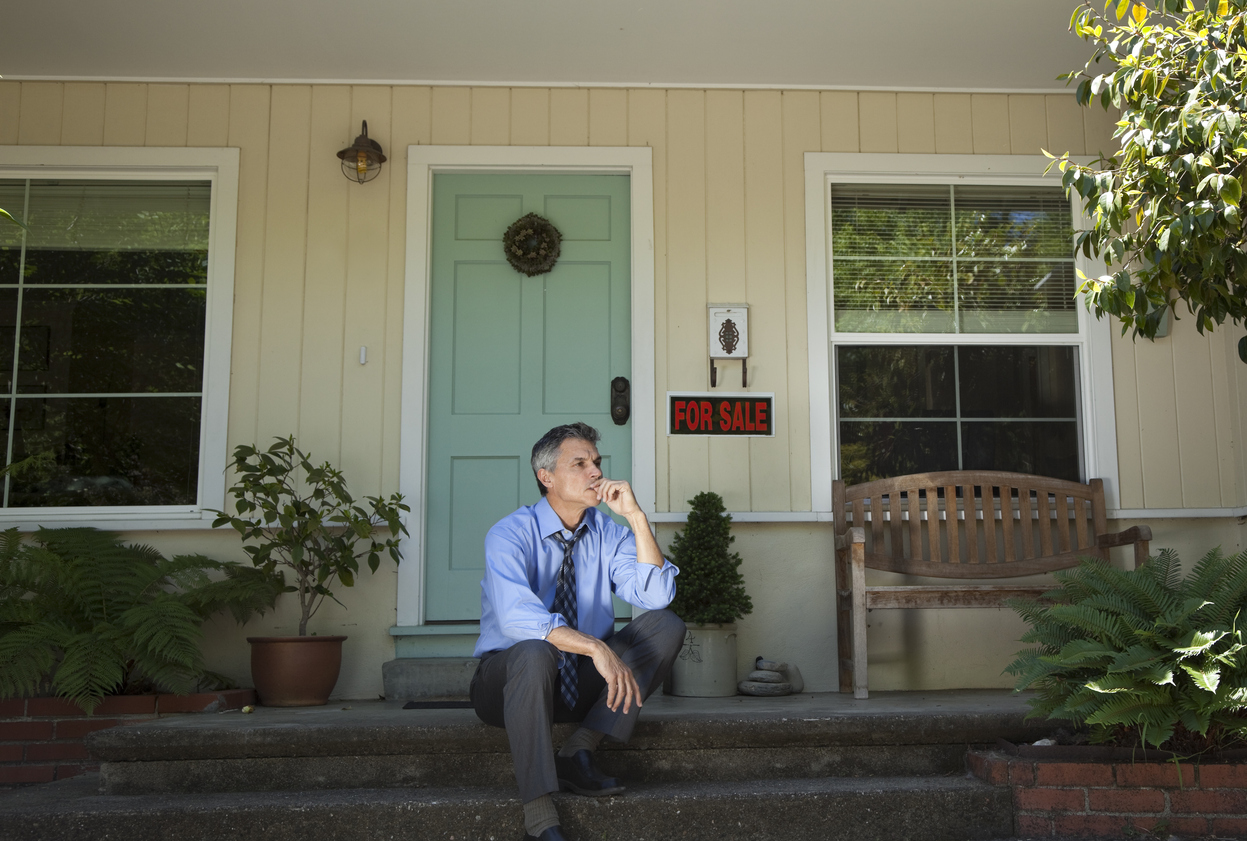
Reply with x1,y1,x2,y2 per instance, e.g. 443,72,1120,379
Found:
506,639,560,683
635,608,687,652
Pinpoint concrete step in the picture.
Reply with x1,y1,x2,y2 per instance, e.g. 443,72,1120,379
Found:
382,657,476,700
85,693,1048,795
0,771,1013,841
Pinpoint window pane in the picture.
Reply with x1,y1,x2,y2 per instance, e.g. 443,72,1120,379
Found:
961,420,1080,481
22,249,208,286
0,288,20,392
831,185,951,257
829,183,1076,335
839,420,959,485
835,345,1083,483
22,181,210,253
832,259,955,333
5,396,201,507
954,186,1072,259
20,288,206,394
838,346,956,419
959,346,1078,419
957,261,1077,333
0,182,25,285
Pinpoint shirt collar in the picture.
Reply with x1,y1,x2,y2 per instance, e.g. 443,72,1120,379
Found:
535,495,591,541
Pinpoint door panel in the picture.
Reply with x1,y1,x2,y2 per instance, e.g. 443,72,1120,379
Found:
425,173,631,621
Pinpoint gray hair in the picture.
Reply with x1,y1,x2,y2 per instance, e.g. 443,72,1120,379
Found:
531,422,600,496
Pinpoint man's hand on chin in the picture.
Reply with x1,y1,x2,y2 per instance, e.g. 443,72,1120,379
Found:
594,478,640,518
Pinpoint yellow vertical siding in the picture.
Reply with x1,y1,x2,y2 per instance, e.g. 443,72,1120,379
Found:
61,83,107,146
224,85,272,448
664,89,711,507
510,89,550,146
781,91,820,511
299,85,352,464
145,85,190,147
5,80,1235,515
0,82,21,145
704,90,751,511
626,89,669,509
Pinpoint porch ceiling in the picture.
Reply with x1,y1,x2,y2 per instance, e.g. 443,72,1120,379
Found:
0,0,1091,92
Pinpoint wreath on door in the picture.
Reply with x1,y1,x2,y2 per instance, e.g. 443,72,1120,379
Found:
503,213,562,276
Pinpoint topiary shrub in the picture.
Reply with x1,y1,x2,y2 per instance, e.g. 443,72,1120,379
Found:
667,491,752,625
1006,547,1247,754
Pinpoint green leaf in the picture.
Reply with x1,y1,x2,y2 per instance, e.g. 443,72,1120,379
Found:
1239,335,1247,363
1220,176,1242,206
0,208,26,230
1181,663,1221,692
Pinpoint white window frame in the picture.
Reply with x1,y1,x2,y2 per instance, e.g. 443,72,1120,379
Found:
804,152,1119,512
0,146,238,529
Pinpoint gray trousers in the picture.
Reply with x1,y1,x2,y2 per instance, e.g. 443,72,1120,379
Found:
470,608,686,803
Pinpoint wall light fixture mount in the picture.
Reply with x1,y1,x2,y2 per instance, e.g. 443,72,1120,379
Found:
337,121,386,184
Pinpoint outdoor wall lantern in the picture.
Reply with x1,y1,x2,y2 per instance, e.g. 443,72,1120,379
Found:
708,304,749,387
336,121,386,184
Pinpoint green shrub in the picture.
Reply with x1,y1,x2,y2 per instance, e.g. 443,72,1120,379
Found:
212,436,408,636
667,491,752,625
1006,548,1247,753
0,528,284,713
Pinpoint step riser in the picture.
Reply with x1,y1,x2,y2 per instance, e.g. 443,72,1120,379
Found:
100,743,971,794
2,782,1012,841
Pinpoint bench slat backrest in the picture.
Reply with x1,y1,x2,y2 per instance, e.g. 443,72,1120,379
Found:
831,471,1108,579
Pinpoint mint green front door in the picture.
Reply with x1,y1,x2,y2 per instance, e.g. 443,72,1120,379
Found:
424,173,632,622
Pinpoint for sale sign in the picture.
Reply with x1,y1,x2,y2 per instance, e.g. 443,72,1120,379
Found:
667,393,775,437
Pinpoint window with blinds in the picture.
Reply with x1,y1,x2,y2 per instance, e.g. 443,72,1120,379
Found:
830,184,1077,334
0,180,210,508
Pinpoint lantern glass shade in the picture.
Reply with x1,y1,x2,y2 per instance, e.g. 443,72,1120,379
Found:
336,120,386,184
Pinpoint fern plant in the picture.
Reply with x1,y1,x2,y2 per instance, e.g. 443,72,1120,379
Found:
0,528,284,713
1006,548,1247,752
667,491,753,625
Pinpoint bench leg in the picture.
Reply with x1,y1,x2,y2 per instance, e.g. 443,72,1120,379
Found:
850,543,868,700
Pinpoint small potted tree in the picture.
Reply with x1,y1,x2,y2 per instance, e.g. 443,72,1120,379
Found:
212,436,408,706
667,491,752,697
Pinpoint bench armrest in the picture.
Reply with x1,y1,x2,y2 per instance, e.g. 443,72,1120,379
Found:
1096,524,1153,548
835,527,865,550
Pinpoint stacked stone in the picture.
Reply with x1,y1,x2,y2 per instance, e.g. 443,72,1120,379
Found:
737,658,803,696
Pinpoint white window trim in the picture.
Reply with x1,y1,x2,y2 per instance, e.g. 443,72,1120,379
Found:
0,146,238,529
803,152,1120,512
397,145,656,627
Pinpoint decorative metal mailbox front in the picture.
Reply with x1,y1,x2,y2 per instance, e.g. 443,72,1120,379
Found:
667,392,775,437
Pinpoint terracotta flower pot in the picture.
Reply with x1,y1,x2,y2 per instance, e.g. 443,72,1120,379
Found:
247,636,346,707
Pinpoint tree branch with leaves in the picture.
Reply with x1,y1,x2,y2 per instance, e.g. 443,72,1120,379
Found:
1051,0,1247,360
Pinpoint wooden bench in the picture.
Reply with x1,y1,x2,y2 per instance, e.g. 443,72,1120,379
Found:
833,471,1152,699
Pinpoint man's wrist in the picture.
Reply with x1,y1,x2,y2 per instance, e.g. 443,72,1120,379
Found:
624,509,651,533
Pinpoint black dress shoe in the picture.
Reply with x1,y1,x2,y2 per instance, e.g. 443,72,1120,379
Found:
554,749,625,796
522,827,569,841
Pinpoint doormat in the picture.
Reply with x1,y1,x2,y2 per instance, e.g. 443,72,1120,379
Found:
402,700,474,709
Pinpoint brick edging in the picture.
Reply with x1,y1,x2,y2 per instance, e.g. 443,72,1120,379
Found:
1,690,255,785
968,748,1247,838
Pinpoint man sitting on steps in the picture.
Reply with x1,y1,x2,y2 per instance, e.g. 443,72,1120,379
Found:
470,422,685,841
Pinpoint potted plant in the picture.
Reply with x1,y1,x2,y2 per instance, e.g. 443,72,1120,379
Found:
212,436,408,707
666,491,753,697
0,527,283,713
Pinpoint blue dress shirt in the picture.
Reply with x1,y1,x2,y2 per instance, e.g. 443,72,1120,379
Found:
474,496,679,658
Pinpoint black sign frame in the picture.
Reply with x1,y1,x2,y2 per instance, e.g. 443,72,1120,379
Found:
667,392,775,437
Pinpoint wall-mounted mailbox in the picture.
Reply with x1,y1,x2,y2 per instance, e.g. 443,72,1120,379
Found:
708,304,748,387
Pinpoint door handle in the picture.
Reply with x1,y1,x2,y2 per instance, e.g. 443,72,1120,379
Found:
610,377,630,425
